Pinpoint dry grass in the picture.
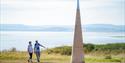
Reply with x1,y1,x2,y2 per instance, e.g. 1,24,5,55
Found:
0,52,125,63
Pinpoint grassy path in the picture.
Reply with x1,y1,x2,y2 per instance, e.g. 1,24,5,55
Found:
0,60,123,63
0,52,124,63
0,60,69,63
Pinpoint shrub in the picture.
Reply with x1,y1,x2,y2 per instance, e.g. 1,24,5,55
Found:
105,55,112,59
45,46,72,55
10,47,17,52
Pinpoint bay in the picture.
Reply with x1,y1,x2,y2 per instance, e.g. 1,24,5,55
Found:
0,31,125,51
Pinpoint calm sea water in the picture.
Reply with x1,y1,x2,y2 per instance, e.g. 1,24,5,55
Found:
0,31,125,51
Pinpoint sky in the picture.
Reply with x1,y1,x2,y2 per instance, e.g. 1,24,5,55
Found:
0,0,125,25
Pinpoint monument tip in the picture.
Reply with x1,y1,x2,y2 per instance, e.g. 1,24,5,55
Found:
77,0,80,9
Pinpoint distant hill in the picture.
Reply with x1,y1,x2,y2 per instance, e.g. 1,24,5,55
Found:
0,24,125,32
84,24,125,32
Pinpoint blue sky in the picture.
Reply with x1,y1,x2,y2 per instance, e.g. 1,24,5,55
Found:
0,0,125,25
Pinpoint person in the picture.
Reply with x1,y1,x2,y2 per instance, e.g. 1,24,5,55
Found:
27,41,33,63
34,40,46,63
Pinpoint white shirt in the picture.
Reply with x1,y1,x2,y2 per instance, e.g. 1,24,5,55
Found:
28,44,33,53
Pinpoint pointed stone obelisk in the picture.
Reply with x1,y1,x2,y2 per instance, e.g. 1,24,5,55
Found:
71,0,85,63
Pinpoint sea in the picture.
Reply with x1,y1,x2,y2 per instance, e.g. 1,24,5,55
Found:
0,31,125,51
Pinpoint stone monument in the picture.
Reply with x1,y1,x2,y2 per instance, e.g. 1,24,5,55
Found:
71,0,85,63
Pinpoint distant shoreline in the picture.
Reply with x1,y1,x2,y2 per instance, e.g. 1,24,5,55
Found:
1,24,125,32
1,30,124,32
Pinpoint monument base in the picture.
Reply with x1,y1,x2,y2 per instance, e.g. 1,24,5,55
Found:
71,60,85,63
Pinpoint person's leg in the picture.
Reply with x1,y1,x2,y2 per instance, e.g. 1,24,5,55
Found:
28,53,32,62
28,53,30,62
36,52,39,62
30,53,33,62
29,53,32,59
38,52,40,62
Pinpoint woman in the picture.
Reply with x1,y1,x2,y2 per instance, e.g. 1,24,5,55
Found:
27,41,33,63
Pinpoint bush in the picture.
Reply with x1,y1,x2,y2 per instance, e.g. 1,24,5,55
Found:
105,55,112,59
45,43,125,55
10,47,17,52
46,46,72,55
84,43,95,53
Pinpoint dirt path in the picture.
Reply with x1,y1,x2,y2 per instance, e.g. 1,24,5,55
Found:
0,60,123,63
0,60,69,63
0,61,56,63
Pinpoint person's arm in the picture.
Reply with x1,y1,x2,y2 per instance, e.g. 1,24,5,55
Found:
39,43,46,48
27,46,29,52
27,45,30,53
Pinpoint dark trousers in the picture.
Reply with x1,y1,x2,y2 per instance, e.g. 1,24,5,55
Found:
29,53,33,60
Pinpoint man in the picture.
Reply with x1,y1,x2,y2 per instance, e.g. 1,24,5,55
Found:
34,40,46,63
27,41,33,63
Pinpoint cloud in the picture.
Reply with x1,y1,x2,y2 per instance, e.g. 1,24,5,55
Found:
1,0,124,25
80,0,124,25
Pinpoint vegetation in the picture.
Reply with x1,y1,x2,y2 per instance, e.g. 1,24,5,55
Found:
111,36,125,38
44,43,125,55
45,46,71,55
0,43,125,63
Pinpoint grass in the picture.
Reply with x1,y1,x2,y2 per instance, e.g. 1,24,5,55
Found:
0,52,70,63
0,52,125,63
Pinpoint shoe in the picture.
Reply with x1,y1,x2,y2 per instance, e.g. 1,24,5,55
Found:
28,59,29,62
